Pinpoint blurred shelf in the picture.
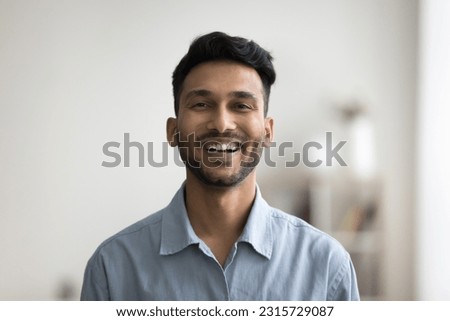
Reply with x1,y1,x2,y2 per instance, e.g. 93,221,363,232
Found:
310,174,383,300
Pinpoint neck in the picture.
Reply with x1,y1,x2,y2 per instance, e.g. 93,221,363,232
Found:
184,171,257,265
185,172,256,236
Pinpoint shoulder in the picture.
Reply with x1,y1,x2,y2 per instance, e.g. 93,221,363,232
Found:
81,208,168,300
108,209,163,241
269,206,349,258
88,208,165,263
269,206,324,236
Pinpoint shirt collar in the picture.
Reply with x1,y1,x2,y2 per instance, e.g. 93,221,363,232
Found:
237,185,273,259
160,183,273,260
160,183,201,255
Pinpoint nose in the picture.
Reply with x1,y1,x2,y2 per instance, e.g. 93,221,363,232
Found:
206,106,237,133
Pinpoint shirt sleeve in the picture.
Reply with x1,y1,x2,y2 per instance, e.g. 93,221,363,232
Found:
80,253,110,301
328,254,360,301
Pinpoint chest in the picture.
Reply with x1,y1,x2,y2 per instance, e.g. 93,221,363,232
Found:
108,243,328,300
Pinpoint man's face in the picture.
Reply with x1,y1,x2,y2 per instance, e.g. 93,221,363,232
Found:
168,60,273,187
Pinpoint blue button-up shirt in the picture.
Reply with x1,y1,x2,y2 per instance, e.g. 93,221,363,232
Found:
81,184,359,300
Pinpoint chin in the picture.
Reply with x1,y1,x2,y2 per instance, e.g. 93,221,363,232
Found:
190,166,255,188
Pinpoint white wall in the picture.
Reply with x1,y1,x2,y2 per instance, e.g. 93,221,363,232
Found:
416,0,450,300
0,0,417,299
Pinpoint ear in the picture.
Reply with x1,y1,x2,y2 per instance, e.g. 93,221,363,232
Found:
166,117,178,147
263,117,274,147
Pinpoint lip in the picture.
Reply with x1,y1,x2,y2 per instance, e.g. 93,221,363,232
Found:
201,140,242,154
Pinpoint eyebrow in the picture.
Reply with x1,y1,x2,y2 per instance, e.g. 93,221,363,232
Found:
184,89,257,101
184,89,213,101
229,91,257,100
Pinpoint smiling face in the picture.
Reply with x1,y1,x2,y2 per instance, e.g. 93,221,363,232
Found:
167,60,273,187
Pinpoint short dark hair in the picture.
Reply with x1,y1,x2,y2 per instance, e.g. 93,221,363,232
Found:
172,31,276,116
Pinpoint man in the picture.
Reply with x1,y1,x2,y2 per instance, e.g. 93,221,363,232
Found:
81,32,359,300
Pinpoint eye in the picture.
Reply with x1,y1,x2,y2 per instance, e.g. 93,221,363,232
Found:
235,103,252,111
191,102,209,109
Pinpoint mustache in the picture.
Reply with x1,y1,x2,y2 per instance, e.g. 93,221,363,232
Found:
194,131,248,143
174,131,266,147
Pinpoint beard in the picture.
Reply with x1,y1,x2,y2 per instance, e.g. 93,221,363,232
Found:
187,160,256,187
176,131,264,187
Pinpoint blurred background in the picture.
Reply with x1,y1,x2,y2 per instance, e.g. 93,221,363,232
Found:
1,0,449,300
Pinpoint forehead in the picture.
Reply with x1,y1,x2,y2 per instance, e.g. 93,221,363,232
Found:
180,61,264,101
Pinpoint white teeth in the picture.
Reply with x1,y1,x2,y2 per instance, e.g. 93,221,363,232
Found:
206,142,239,152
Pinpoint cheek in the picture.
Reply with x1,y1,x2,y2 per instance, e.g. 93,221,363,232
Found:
176,114,199,136
242,118,266,139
